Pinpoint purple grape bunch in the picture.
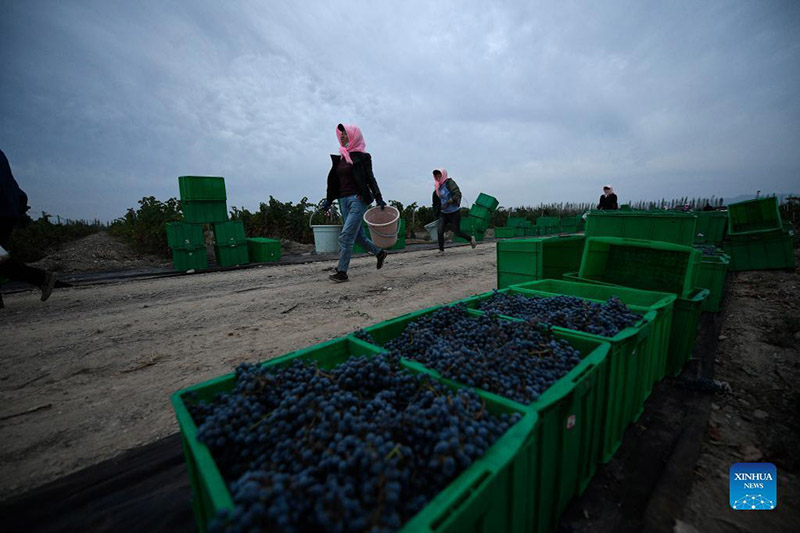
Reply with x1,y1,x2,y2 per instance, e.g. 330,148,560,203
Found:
188,352,519,532
383,304,583,404
477,292,640,338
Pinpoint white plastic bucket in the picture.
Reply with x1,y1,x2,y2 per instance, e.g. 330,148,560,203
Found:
309,211,342,254
311,225,342,254
424,220,439,241
364,206,400,249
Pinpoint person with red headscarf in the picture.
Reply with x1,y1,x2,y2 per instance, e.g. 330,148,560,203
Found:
321,124,387,282
432,168,476,253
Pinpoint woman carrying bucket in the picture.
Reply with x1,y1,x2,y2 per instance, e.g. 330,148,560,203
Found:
321,123,388,283
432,168,476,252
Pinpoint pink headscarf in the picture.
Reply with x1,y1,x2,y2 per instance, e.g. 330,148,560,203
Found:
336,124,366,164
433,168,450,197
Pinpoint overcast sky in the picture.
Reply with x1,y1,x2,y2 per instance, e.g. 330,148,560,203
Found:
1,1,798,221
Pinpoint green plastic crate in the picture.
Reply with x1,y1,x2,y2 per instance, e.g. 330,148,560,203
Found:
182,200,228,224
246,238,281,263
666,289,709,376
166,222,205,249
212,221,245,246
178,176,226,201
469,204,492,221
727,197,782,236
214,242,248,267
524,226,542,237
561,273,709,379
579,237,700,298
535,216,559,227
496,235,586,289
693,211,728,244
171,247,208,271
494,227,516,239
585,211,698,246
362,306,610,533
723,231,795,271
511,278,676,411
460,287,655,463
475,193,499,211
172,335,541,533
507,216,529,228
514,227,526,237
696,254,729,311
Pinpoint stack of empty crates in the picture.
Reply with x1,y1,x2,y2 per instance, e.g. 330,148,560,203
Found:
723,197,795,271
168,176,264,271
455,193,499,243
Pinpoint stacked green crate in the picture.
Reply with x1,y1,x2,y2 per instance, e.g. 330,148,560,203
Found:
361,306,610,533
166,221,208,271
246,238,281,263
212,221,249,266
727,197,782,236
494,227,516,238
459,287,655,463
585,211,698,246
454,216,487,242
694,246,729,311
496,235,586,289
723,199,794,271
507,216,530,229
179,176,228,224
172,335,541,533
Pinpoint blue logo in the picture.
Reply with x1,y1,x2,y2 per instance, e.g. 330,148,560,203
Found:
729,463,777,510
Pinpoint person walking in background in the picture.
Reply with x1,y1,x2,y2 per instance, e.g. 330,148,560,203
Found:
0,149,57,309
432,168,476,253
322,124,387,283
597,185,619,210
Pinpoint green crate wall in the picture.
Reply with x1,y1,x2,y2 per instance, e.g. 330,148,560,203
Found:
361,307,610,533
246,238,281,263
468,204,493,222
693,211,727,244
178,176,227,201
214,243,248,267
459,288,655,463
723,231,795,271
182,200,228,224
585,211,698,246
696,254,729,311
507,216,529,228
212,221,246,246
496,235,586,289
171,247,208,271
494,227,516,239
166,222,205,249
727,197,782,236
579,237,700,298
172,335,541,533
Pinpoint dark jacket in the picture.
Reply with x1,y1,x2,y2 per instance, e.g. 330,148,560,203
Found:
597,193,618,210
432,179,463,218
0,149,28,219
326,152,383,205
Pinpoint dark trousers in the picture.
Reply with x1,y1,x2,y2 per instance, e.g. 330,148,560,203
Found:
437,211,472,251
1,217,46,287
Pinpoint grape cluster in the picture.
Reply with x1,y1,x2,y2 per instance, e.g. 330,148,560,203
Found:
353,328,377,345
383,304,582,404
477,291,640,337
188,353,519,532
694,245,720,256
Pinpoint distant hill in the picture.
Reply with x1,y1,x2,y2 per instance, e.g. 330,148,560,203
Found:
722,193,798,205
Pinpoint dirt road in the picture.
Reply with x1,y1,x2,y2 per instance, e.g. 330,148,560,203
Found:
0,244,496,500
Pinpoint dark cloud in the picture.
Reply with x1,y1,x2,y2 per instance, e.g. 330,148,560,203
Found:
1,1,798,221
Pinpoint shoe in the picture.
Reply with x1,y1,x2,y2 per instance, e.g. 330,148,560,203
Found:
41,271,58,302
376,250,387,270
437,249,445,254
329,270,349,283
470,236,477,249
